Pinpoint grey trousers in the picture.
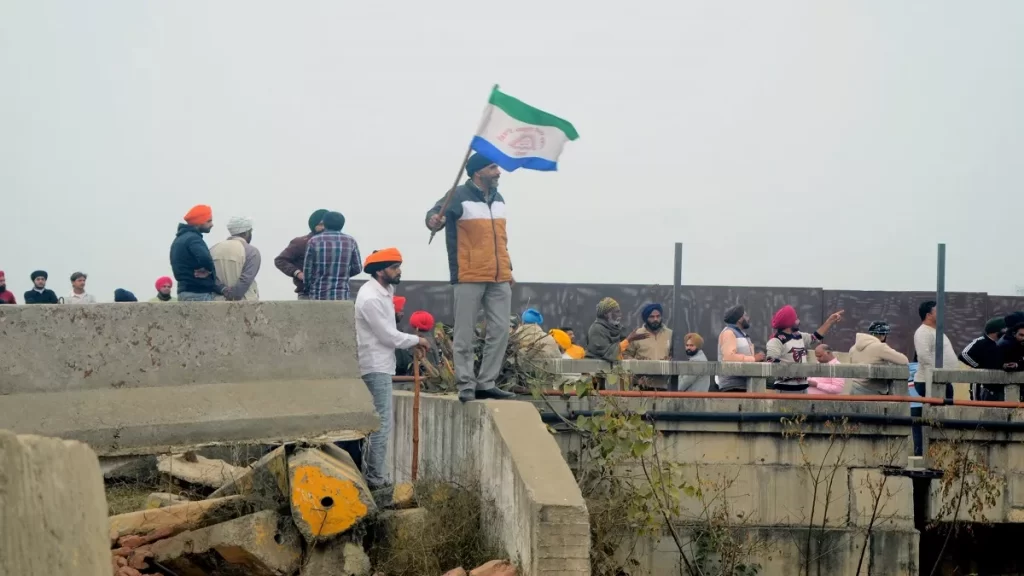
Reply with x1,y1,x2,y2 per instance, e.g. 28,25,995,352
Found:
453,282,512,393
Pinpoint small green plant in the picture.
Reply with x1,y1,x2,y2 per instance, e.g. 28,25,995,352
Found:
543,374,766,576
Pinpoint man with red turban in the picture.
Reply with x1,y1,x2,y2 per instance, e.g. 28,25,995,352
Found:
765,305,844,392
0,271,16,304
170,204,223,301
149,276,176,302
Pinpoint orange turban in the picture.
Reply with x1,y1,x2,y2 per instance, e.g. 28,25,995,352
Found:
549,329,572,352
184,205,213,226
363,247,403,274
684,333,704,349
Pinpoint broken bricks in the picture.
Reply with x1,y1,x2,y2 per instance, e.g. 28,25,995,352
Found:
289,444,376,541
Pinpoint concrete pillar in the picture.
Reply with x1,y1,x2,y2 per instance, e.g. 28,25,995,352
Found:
0,430,110,576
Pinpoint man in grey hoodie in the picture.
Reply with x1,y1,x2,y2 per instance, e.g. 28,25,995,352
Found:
849,321,909,395
679,332,711,392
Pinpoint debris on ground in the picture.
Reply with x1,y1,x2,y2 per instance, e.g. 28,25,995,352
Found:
143,492,188,509
156,451,247,490
106,443,508,575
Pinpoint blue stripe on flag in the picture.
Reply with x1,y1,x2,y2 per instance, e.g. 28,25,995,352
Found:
470,136,558,173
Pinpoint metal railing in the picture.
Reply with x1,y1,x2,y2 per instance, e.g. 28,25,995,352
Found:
930,368,1024,401
535,359,908,393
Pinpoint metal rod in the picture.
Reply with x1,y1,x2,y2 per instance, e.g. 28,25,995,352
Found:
411,349,422,481
935,243,947,399
672,242,683,361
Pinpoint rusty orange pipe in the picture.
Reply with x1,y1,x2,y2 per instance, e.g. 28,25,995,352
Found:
411,350,422,481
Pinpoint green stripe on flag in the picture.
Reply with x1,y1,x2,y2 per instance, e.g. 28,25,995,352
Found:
489,87,580,140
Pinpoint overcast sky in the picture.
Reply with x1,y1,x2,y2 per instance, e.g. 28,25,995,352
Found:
2,1,1022,302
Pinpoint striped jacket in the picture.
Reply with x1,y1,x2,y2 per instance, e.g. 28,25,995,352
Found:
426,180,512,284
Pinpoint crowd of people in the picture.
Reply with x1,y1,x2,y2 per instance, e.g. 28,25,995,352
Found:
500,296,1024,403
4,151,1023,492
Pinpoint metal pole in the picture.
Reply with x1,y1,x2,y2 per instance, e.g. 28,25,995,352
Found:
935,243,947,399
672,243,683,391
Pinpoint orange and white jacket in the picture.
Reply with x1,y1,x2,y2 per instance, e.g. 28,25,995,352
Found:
426,181,512,284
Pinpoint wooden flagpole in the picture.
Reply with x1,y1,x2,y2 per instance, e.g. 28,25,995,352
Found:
428,84,499,245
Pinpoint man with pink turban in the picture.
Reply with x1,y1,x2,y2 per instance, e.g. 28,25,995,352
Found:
765,305,844,392
150,276,176,302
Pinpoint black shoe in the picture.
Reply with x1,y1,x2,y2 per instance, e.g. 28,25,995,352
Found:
475,387,516,400
458,389,476,403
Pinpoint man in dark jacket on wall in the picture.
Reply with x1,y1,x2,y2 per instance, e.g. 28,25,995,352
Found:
274,208,329,300
23,270,59,304
586,297,649,362
170,204,223,302
960,316,1006,400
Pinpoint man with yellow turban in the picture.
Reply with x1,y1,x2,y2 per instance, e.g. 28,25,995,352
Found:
549,329,585,360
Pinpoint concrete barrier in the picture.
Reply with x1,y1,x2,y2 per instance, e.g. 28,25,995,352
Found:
0,302,377,455
0,430,110,576
390,392,591,576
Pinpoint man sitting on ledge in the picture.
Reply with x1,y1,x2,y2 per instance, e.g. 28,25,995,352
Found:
585,298,649,362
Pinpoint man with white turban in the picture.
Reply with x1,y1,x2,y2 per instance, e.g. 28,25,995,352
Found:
210,216,261,301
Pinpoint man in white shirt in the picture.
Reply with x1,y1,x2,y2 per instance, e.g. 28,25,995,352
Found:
210,216,261,301
914,300,957,399
355,247,428,490
65,272,96,304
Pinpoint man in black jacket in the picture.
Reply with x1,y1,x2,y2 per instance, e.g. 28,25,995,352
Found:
960,316,1006,400
170,204,223,301
24,270,59,304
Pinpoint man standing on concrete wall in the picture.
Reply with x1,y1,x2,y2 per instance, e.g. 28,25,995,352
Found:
0,271,16,304
303,211,362,301
150,276,176,302
275,208,328,300
355,248,429,490
171,204,224,302
425,153,516,403
65,272,95,304
211,216,261,301
23,271,58,304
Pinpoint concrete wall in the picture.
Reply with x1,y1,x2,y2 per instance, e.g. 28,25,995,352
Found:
0,302,377,455
537,396,919,576
0,301,359,394
390,392,591,576
927,405,1024,524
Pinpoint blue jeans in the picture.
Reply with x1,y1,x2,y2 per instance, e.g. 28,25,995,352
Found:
362,373,392,488
178,291,216,302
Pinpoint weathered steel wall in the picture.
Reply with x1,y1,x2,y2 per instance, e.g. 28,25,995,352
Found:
356,280,1024,361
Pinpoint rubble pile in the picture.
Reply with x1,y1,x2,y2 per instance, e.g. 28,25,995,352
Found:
106,443,515,576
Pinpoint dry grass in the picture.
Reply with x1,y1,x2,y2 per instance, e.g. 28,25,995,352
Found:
368,477,504,575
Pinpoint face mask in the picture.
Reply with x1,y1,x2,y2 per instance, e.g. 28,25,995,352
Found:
685,348,699,357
